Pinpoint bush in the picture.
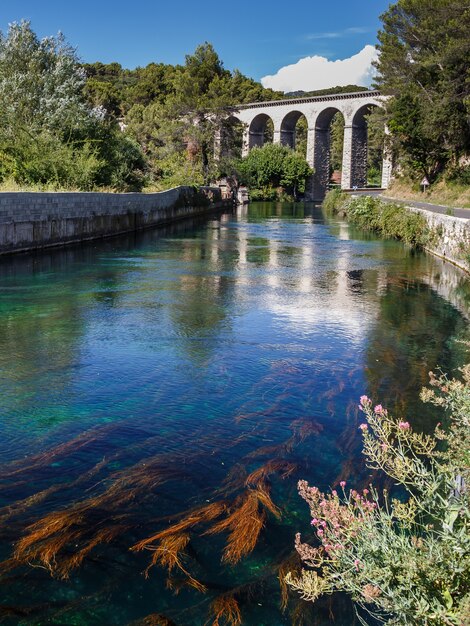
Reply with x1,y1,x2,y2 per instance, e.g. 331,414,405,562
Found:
446,166,470,187
239,143,312,199
322,191,430,248
322,188,348,213
287,367,470,625
248,186,278,202
0,130,103,190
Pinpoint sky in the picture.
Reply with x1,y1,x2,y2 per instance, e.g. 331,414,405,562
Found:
2,0,391,92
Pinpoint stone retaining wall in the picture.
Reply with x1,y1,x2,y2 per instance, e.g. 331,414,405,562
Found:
409,206,470,274
0,186,230,255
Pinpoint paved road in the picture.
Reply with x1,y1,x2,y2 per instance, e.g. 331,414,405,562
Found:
346,189,470,220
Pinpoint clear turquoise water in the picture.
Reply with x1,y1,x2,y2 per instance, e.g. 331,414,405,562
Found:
0,202,468,625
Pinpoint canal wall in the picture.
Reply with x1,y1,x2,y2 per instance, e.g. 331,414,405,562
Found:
407,206,470,274
0,186,231,255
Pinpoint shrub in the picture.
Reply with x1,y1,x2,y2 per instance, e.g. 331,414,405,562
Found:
322,188,348,213
248,186,278,202
287,367,470,625
322,191,430,248
239,143,312,199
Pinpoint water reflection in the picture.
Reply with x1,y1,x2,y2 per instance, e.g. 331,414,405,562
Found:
0,203,468,625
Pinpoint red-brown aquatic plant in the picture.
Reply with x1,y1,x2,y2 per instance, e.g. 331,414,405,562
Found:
9,458,187,578
208,593,242,626
205,484,281,565
138,531,207,593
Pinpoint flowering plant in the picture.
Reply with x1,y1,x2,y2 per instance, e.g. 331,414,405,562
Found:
287,367,470,625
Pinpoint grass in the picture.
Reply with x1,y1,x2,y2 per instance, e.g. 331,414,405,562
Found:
385,179,470,210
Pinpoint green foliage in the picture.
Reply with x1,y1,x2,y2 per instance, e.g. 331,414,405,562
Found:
288,366,470,625
446,166,470,187
323,191,430,247
294,116,308,158
322,188,348,213
107,43,283,189
329,112,345,173
0,21,146,191
375,0,470,182
366,108,387,186
84,78,121,117
285,85,371,98
238,143,312,200
248,187,279,202
3,131,103,190
81,42,284,190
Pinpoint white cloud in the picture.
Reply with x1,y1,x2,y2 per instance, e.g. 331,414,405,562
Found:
305,27,369,40
306,32,342,40
345,27,370,34
261,45,379,93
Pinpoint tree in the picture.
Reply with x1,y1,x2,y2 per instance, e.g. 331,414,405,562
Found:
374,0,470,182
238,143,313,200
287,367,470,625
0,21,145,190
0,20,92,135
81,40,284,190
122,42,283,188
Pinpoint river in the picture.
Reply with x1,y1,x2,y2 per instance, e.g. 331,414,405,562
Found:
0,202,468,625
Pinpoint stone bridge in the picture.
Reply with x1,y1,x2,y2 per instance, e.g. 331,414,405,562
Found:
230,90,391,201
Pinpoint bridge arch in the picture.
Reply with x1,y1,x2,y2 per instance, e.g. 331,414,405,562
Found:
311,107,345,198
247,113,274,151
279,110,307,150
341,102,382,190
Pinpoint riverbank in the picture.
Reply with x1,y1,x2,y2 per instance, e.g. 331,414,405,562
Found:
323,189,470,274
384,179,470,210
0,186,231,255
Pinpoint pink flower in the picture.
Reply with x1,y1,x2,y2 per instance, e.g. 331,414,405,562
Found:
359,423,368,431
398,421,410,430
354,558,360,571
363,489,369,495
317,529,324,537
360,395,370,406
374,404,385,414
340,481,346,488
312,518,318,525
319,500,326,507
332,490,337,497
380,442,388,450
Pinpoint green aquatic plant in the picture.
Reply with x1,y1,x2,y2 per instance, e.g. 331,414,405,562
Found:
287,367,470,625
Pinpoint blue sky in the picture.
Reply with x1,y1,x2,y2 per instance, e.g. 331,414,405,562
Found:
2,0,391,90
